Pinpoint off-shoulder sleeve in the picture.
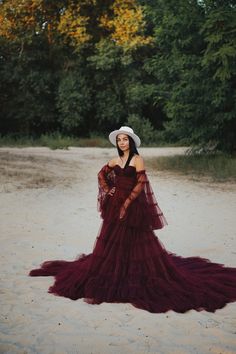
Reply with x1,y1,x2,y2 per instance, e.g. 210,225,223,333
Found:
126,170,168,230
98,164,113,193
97,164,115,215
125,170,146,205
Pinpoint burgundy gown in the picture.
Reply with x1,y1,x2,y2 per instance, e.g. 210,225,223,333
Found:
29,164,236,313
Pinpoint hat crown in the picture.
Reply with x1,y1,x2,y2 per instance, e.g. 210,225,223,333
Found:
118,126,134,135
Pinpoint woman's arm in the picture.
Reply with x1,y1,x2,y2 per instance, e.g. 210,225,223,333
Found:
97,158,116,192
97,159,117,216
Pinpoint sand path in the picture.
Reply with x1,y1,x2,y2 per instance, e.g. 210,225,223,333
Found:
0,147,236,354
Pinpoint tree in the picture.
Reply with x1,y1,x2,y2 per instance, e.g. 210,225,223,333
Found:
0,0,153,136
143,0,236,153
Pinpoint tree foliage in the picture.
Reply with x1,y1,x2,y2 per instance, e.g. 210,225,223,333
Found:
143,0,236,152
0,0,235,152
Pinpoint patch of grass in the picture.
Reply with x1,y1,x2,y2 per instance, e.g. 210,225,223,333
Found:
0,135,37,147
0,132,187,149
147,153,236,182
77,136,110,147
39,133,81,149
0,133,110,149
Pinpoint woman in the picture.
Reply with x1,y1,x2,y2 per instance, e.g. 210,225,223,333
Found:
29,126,236,313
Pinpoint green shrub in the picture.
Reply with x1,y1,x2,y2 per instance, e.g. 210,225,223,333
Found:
125,114,156,145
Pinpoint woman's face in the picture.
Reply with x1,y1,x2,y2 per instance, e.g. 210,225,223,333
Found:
117,134,130,152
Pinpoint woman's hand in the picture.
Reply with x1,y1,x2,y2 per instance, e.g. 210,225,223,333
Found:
119,199,130,219
119,205,126,219
108,187,116,196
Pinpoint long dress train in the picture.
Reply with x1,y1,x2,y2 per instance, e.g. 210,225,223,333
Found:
29,164,236,313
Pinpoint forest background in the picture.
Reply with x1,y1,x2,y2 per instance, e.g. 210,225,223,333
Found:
0,0,235,154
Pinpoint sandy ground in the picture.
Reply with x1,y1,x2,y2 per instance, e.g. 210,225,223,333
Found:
0,147,236,354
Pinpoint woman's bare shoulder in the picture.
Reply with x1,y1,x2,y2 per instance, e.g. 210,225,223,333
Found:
134,155,145,171
107,157,118,168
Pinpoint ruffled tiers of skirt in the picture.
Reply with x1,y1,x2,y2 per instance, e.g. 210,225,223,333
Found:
29,220,236,313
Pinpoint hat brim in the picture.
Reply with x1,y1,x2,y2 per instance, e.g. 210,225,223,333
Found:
109,130,141,147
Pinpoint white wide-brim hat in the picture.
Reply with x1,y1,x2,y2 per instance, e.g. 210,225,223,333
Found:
109,126,141,147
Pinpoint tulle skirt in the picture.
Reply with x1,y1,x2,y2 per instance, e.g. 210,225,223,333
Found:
29,217,236,313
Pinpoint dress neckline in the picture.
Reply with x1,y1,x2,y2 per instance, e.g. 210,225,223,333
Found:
115,164,136,170
114,164,146,174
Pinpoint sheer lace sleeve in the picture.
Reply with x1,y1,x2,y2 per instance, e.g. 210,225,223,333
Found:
125,170,146,207
98,164,113,193
97,164,115,215
122,170,168,230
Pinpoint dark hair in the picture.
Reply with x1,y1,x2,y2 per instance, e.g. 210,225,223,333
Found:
116,135,139,168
